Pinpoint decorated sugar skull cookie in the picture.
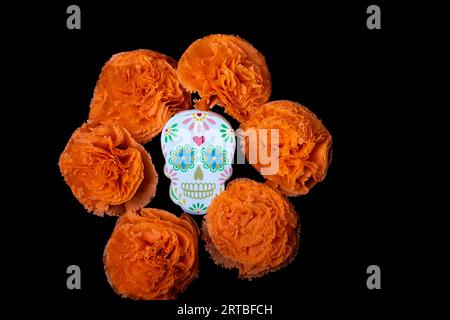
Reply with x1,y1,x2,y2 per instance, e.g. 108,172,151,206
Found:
161,110,236,214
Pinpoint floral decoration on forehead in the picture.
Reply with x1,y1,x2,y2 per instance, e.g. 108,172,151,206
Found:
182,111,218,132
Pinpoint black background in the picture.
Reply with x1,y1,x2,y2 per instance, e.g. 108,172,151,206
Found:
11,1,412,317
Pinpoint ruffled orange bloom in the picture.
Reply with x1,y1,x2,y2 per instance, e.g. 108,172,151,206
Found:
239,100,332,196
59,121,158,216
177,34,271,122
203,179,299,279
89,50,191,144
104,208,199,300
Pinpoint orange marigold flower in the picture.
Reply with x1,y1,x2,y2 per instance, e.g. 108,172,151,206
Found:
58,121,158,216
177,34,271,122
203,179,299,279
104,208,199,300
89,49,191,144
239,100,332,196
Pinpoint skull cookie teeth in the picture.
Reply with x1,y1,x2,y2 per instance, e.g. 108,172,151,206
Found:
161,110,236,215
181,182,216,200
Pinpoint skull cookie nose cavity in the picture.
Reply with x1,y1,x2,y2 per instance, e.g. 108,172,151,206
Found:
194,165,203,181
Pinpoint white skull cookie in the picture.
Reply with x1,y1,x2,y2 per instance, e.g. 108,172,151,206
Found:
161,110,236,215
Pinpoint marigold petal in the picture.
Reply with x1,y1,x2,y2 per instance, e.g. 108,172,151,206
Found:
58,121,158,216
89,50,191,143
104,208,199,300
239,100,332,196
203,179,299,279
178,35,271,122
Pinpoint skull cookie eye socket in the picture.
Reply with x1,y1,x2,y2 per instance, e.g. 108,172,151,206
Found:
201,145,228,172
168,145,198,172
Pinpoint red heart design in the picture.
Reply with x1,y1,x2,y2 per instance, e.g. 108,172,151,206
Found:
193,136,205,146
